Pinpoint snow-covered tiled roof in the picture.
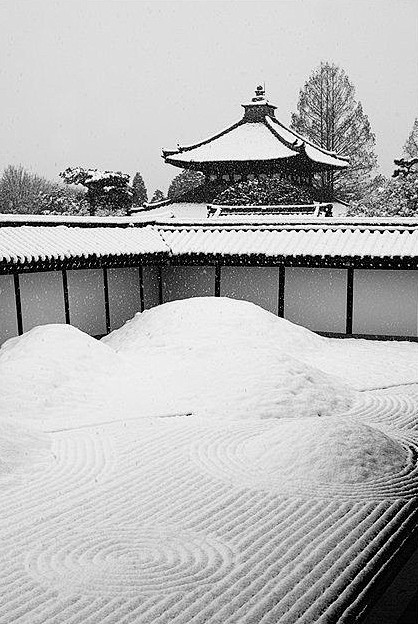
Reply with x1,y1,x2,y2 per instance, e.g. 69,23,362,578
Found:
0,213,155,226
0,225,168,266
165,122,299,164
163,87,349,171
0,217,417,267
158,219,418,260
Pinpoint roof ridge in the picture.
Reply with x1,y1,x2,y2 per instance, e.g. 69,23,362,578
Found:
261,116,302,152
266,116,350,162
162,119,245,156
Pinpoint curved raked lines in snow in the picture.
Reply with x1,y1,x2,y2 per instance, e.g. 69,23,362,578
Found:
0,430,115,531
346,391,418,431
190,425,418,500
24,525,235,597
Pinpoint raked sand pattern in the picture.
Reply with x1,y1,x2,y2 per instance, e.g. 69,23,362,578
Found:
1,298,418,623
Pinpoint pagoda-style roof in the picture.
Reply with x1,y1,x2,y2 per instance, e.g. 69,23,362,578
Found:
162,86,350,173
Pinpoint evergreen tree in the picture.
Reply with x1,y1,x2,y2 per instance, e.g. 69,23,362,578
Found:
403,118,418,159
167,169,204,199
291,62,378,202
132,172,148,206
150,188,165,203
348,170,418,217
60,167,133,215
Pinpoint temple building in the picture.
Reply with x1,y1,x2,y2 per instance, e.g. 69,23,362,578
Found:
161,86,350,212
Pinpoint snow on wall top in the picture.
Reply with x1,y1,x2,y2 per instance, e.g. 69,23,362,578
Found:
0,218,418,266
158,222,418,259
0,224,168,265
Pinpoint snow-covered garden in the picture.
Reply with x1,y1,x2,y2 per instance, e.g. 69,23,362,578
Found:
1,297,418,623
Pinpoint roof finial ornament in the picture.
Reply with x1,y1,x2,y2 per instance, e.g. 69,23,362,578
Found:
253,85,266,102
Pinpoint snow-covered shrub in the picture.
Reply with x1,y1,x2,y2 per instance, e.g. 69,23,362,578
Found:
212,176,316,206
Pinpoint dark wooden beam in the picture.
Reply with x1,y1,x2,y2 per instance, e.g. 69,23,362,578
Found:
346,267,354,334
103,268,111,334
278,266,285,317
13,273,23,335
62,269,70,324
317,331,418,343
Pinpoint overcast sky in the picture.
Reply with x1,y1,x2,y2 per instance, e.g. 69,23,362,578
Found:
0,0,417,196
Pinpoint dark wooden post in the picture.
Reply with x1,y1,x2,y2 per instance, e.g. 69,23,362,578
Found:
103,268,111,334
346,267,354,334
158,266,163,304
278,265,285,317
13,273,23,335
215,263,221,297
62,270,70,324
139,266,145,312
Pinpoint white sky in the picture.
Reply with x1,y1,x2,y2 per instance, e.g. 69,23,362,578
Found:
0,0,416,196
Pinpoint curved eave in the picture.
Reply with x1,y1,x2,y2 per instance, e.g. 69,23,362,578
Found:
164,155,299,171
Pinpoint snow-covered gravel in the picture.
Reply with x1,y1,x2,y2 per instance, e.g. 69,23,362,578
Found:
0,296,418,624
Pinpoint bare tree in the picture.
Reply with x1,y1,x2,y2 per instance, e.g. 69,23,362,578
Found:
0,165,56,213
291,62,378,201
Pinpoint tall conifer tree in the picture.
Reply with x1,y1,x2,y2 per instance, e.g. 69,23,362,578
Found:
403,118,418,159
132,172,148,206
291,62,377,201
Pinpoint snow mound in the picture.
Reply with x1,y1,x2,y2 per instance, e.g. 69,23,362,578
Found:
0,418,50,477
103,297,355,420
243,419,406,484
102,296,324,355
0,325,145,425
157,345,356,420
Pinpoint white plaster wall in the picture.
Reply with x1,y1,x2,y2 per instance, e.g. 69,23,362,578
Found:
20,271,66,333
67,269,106,335
142,265,160,309
162,266,215,302
0,274,18,344
220,266,280,314
284,267,347,333
107,267,141,331
353,269,418,336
